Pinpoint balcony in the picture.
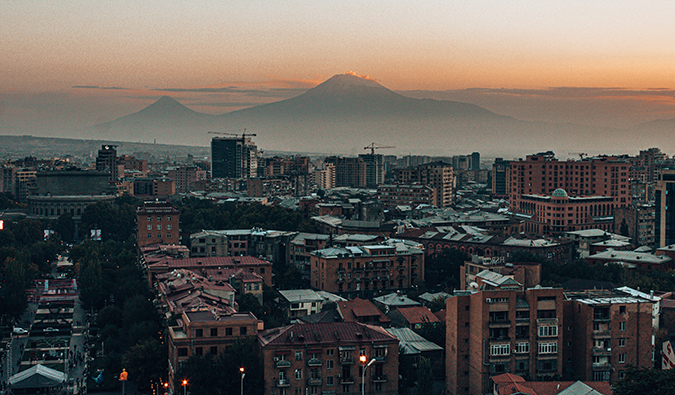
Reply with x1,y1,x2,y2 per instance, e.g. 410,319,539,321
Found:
372,374,387,382
488,319,511,328
336,278,344,284
397,265,406,271
592,347,612,356
592,361,611,370
307,358,322,367
308,377,322,386
336,268,346,274
592,330,611,338
536,318,559,325
276,379,290,387
340,356,354,364
374,356,386,363
276,360,291,368
340,376,355,384
593,316,611,322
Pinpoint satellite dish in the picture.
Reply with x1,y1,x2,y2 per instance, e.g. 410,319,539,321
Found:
469,282,479,290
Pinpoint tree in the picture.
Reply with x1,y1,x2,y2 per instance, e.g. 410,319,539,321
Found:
425,248,468,291
122,338,167,389
613,367,675,395
417,357,434,395
620,218,630,237
1,256,32,318
78,251,105,310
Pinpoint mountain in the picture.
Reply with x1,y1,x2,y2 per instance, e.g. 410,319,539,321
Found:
91,74,660,157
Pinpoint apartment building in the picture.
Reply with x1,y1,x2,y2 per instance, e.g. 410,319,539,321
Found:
310,240,424,298
446,286,564,395
258,322,399,395
377,184,437,207
136,201,180,247
394,161,454,207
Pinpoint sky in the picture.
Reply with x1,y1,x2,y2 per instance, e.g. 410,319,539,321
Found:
2,0,675,137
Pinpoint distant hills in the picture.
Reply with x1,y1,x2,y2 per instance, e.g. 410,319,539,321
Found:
80,73,675,157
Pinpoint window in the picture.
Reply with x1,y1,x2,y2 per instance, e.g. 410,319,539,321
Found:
226,327,232,336
326,376,334,386
620,306,626,314
619,338,626,347
240,326,247,335
147,233,152,238
195,329,203,337
167,216,171,221
538,325,558,337
489,344,510,356
167,224,172,230
157,216,161,221
294,369,302,380
619,353,626,363
538,342,557,354
295,351,303,361
195,347,203,356
178,348,188,357
211,328,218,337
157,224,162,230
210,346,218,355
326,349,334,356
147,216,151,222
514,342,530,354
147,225,152,230
620,322,626,331
618,370,625,379
326,359,333,369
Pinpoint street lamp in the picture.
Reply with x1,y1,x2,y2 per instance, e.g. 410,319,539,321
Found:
359,355,376,395
239,367,245,395
182,379,188,395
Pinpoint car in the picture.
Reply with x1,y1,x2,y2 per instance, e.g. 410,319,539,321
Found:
13,327,28,334
43,327,59,332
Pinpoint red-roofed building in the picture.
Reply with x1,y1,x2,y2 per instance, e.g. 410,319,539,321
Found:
337,298,390,326
146,256,272,288
491,373,613,395
387,306,439,330
258,322,399,395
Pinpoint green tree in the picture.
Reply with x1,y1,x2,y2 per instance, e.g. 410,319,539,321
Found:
78,251,105,310
417,357,434,395
1,256,32,318
54,213,75,243
620,218,630,237
122,338,167,389
613,367,675,395
425,248,468,291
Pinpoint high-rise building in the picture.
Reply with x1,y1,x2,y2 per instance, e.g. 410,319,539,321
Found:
324,157,366,188
358,153,385,187
471,152,481,170
314,163,336,190
96,145,120,181
211,137,258,179
655,169,675,247
394,161,454,207
167,166,207,193
492,158,510,196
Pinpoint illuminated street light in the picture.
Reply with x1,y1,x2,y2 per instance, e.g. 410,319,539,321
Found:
182,379,188,395
360,355,376,395
240,367,246,395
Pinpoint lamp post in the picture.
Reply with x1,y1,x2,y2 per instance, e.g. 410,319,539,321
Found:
359,355,376,395
182,379,188,395
240,367,245,395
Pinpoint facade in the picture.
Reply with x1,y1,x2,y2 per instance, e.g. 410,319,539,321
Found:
0,166,17,196
394,161,454,207
95,145,120,181
563,289,654,382
314,163,336,190
310,240,424,297
655,169,675,248
376,184,437,207
492,158,510,196
509,153,632,218
258,322,399,395
136,201,180,247
446,287,564,395
167,310,262,393
460,255,541,290
189,231,229,257
278,289,326,320
146,255,273,288
324,157,367,188
358,153,385,187
167,166,207,193
211,136,258,179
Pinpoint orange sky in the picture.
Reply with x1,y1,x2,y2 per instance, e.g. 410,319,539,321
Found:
1,1,675,133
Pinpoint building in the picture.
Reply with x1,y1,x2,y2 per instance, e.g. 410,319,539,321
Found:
314,163,336,190
167,309,262,393
359,153,385,187
585,248,672,271
167,166,207,193
394,161,454,207
189,231,229,257
614,204,655,247
387,306,439,330
0,166,17,196
211,136,258,179
509,153,632,224
446,286,564,395
563,289,654,382
490,373,613,395
377,184,437,207
136,201,180,247
492,158,510,197
460,255,541,290
655,169,675,248
95,145,121,181
310,240,424,297
324,157,367,188
289,233,331,278
278,289,327,320
336,298,391,326
258,322,399,395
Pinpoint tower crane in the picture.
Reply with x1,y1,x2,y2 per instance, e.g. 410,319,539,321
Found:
208,128,257,141
364,142,396,155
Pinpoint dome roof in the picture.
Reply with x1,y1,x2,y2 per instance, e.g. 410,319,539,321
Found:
551,188,568,197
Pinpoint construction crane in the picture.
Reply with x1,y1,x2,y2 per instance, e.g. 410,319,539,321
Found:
364,142,396,155
568,152,588,160
208,128,257,140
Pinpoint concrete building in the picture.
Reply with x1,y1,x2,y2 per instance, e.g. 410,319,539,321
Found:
278,289,327,320
377,184,437,207
394,161,454,207
258,322,399,395
167,165,207,193
310,240,424,298
136,201,180,247
314,163,336,190
460,255,541,290
562,289,654,382
211,136,258,179
359,153,385,187
324,156,367,188
189,231,229,257
655,169,675,248
95,145,120,181
446,286,564,395
492,158,510,197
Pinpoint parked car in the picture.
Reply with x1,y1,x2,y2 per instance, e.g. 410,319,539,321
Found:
43,327,59,332
13,327,28,334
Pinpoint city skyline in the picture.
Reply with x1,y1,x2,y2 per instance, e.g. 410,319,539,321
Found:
2,1,675,147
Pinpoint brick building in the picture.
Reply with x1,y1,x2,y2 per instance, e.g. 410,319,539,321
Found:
562,289,654,382
310,240,424,298
446,287,564,395
136,201,180,247
460,255,541,290
394,161,454,207
376,184,437,207
324,156,367,188
167,165,207,193
167,309,262,393
258,322,399,395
